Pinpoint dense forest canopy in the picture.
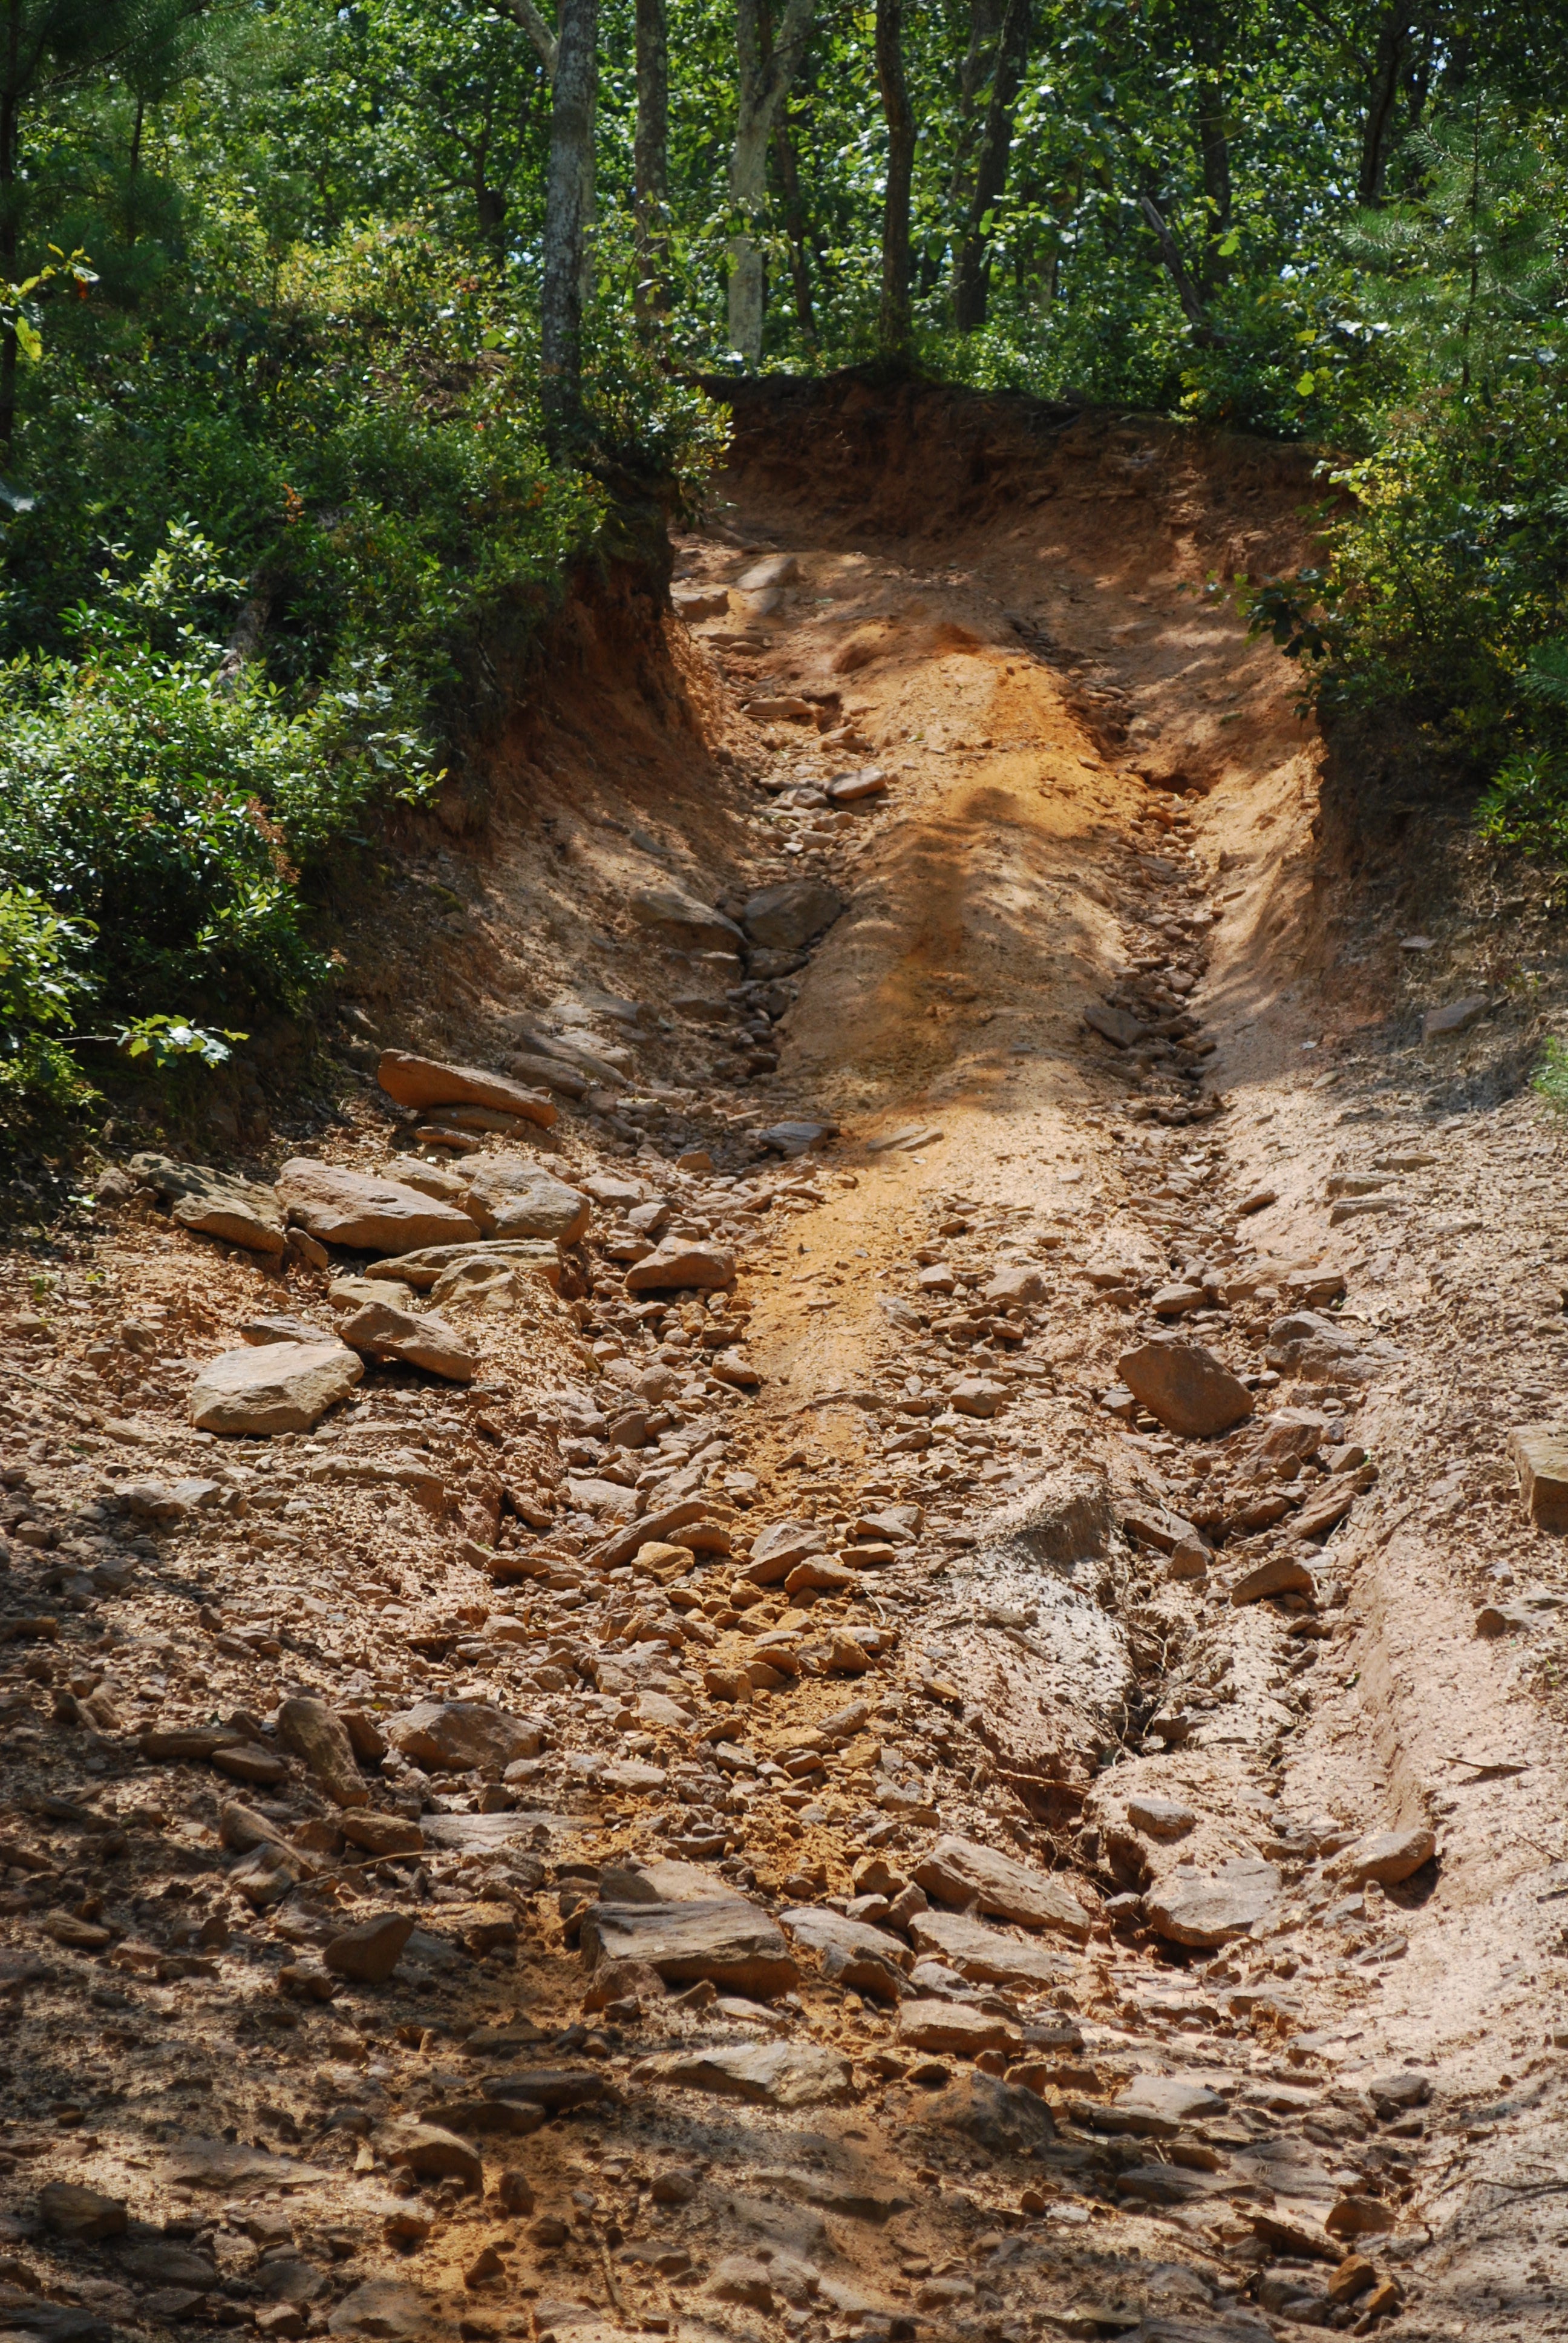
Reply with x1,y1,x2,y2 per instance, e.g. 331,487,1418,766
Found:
3,0,1568,1115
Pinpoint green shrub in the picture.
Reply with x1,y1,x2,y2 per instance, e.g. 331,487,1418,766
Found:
0,885,96,1105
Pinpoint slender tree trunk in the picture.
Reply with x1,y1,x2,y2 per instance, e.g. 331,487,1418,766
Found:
634,0,668,315
949,0,1005,204
1189,13,1232,288
0,57,19,456
1139,192,1224,346
772,116,814,338
1359,5,1413,205
953,0,1029,332
728,0,814,366
875,0,915,355
540,0,598,431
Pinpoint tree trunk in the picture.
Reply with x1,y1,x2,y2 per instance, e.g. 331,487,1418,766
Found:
952,0,1030,333
634,0,668,315
540,0,598,431
1187,8,1232,289
772,116,814,338
1359,5,1413,205
875,0,915,355
0,2,21,457
728,0,815,366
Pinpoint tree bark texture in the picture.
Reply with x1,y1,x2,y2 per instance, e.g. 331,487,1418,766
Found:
728,0,815,365
875,0,915,354
634,0,669,312
953,0,1030,333
1359,5,1413,205
540,0,598,430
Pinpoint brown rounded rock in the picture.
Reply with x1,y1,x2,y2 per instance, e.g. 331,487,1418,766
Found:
1118,1338,1255,1438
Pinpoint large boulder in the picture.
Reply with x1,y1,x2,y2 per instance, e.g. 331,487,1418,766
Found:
386,1701,544,1772
189,1342,362,1435
278,1161,481,1253
742,879,844,951
462,1156,590,1244
336,1297,477,1383
129,1153,286,1255
912,1835,1093,1944
1118,1338,1255,1438
375,1050,557,1129
628,886,747,954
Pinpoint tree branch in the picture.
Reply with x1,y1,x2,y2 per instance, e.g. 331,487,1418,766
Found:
1138,194,1226,346
492,0,558,79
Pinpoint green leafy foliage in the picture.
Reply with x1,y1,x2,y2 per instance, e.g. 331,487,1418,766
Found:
0,885,96,1104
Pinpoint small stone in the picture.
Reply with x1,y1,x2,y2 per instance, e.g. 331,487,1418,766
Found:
1346,1826,1435,1886
984,1263,1045,1305
189,1342,362,1436
1151,1283,1206,1317
495,2169,535,2217
38,2183,127,2241
1327,2194,1395,2238
324,1913,416,1987
327,2279,430,2339
337,1298,476,1383
1084,1001,1147,1049
1118,1339,1254,1438
1327,2256,1379,2304
782,1556,859,1595
1237,1186,1278,1216
375,1050,558,1127
275,1698,368,1809
780,1907,910,2000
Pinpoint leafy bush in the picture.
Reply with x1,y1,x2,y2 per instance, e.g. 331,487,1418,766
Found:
0,886,95,1105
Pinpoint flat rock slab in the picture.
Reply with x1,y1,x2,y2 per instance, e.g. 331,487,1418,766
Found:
463,1156,589,1243
897,1999,1019,2057
743,878,844,950
162,2139,331,2192
1509,1426,1568,1531
580,1897,799,1995
278,1160,480,1253
337,1298,475,1382
906,1907,1075,1990
780,1906,910,1999
1119,1339,1255,1438
129,1152,287,1254
1146,1858,1281,1948
1230,1553,1316,1607
387,1701,544,1771
626,1239,736,1292
1127,1795,1197,1838
629,886,746,954
1114,2074,1228,2135
327,2279,430,2339
636,2042,852,2107
369,1239,561,1293
913,1834,1093,1943
1085,1001,1147,1049
189,1342,362,1436
1422,994,1490,1040
376,1049,557,1127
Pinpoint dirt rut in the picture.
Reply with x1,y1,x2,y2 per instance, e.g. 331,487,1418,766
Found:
2,385,1567,2342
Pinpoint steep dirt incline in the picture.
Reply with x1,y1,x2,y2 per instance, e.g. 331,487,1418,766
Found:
2,379,1566,2343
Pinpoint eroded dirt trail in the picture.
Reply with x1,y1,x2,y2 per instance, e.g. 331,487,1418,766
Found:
5,383,1568,2343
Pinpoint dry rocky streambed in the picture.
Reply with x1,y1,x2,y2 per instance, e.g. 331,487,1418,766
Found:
5,384,1568,2343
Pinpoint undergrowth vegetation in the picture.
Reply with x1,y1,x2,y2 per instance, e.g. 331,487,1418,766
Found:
2,0,1567,1133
